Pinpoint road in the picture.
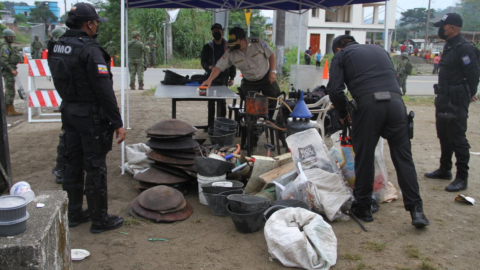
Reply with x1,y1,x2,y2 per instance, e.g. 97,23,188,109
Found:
15,64,477,96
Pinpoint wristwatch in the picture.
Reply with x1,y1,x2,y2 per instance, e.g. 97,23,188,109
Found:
270,70,277,74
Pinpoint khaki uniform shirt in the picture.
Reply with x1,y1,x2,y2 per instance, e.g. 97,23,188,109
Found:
216,37,273,81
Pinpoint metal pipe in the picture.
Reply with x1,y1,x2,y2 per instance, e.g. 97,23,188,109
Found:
126,7,131,130
383,0,389,52
121,0,126,174
295,11,302,89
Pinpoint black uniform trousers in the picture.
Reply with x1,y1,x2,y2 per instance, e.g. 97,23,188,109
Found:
61,102,109,213
352,93,422,211
435,95,470,179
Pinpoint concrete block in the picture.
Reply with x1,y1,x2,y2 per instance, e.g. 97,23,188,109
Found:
0,190,71,270
290,65,324,91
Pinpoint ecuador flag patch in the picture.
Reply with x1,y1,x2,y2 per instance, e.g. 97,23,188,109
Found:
98,64,108,74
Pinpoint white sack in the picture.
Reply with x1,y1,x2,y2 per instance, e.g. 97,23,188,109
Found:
123,143,154,175
264,208,337,270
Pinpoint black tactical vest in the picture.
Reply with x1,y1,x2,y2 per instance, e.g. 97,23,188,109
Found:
47,36,100,103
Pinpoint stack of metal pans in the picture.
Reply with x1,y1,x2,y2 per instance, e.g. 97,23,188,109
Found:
129,186,193,223
133,119,201,194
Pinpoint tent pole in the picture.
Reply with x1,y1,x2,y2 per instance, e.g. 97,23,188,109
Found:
126,7,131,130
383,0,389,52
295,12,302,89
121,0,126,174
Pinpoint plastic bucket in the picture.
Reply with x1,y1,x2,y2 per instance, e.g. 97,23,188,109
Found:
10,181,35,203
0,212,29,237
227,194,271,214
226,203,267,234
201,180,244,194
197,174,226,205
0,196,28,222
204,189,244,217
208,128,235,146
214,117,237,135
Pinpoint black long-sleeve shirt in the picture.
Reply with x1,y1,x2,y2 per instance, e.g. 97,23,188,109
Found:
327,43,401,118
200,39,236,81
438,34,479,97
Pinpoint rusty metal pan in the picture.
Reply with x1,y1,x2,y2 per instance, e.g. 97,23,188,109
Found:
138,185,184,211
146,150,195,165
169,163,197,173
136,182,190,195
146,119,197,136
131,197,193,223
146,134,194,140
134,167,189,185
151,163,193,179
146,138,199,150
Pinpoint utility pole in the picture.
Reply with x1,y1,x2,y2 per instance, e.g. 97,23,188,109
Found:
424,0,432,53
275,10,285,78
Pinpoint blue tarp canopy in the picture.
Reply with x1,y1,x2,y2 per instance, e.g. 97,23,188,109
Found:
127,0,387,12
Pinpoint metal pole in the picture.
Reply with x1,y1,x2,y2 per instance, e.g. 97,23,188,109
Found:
248,24,250,37
383,0,389,52
424,0,432,52
120,0,125,174
126,8,131,130
295,12,302,89
163,22,166,65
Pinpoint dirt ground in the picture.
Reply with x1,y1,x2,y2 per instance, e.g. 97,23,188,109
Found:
4,89,480,270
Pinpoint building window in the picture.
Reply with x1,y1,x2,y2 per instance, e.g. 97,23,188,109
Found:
312,8,319,18
325,6,351,23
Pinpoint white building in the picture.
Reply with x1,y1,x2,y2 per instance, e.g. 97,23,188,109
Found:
275,1,397,54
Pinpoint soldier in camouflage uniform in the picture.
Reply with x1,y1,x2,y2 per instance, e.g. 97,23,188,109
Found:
128,31,145,90
396,52,410,95
106,41,116,66
51,28,65,41
0,29,23,116
146,35,157,68
144,44,150,68
31,35,43,59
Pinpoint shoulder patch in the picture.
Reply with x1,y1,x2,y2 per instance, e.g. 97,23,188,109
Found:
462,55,471,65
5,49,9,54
98,64,109,74
261,40,268,48
222,51,229,59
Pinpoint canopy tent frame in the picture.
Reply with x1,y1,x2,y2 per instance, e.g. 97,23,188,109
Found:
119,0,390,174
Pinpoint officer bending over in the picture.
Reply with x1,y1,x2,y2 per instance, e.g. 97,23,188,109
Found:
47,3,126,234
327,35,429,228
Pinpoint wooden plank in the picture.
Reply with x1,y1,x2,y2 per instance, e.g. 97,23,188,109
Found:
259,162,295,184
244,153,292,194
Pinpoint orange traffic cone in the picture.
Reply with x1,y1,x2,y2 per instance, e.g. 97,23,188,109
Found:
23,54,28,64
110,57,114,67
322,59,329,79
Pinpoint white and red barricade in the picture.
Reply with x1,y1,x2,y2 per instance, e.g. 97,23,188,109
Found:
27,59,62,123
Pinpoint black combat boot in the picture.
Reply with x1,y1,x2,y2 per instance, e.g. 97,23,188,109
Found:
63,165,90,227
445,178,468,192
139,82,144,90
424,169,452,180
351,202,373,222
86,177,123,234
409,204,430,228
69,209,91,227
130,83,135,90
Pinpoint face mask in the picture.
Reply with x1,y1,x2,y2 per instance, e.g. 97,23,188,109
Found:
213,32,222,41
437,27,448,40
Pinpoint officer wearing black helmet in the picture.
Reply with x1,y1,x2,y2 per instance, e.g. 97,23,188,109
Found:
327,35,429,228
47,3,126,234
425,13,479,192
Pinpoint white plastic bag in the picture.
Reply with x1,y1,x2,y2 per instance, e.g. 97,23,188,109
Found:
123,143,154,175
264,208,337,270
281,163,314,209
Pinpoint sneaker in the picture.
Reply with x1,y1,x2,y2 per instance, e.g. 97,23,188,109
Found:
445,178,468,192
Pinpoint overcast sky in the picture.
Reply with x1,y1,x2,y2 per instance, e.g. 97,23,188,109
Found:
19,0,460,19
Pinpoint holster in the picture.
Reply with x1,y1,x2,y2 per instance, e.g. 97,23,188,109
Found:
407,111,415,139
92,105,114,154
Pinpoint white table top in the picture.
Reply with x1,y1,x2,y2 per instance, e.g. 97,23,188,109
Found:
154,84,239,100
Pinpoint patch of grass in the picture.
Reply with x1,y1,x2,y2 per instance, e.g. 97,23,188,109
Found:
419,260,438,270
14,32,31,46
363,240,387,252
157,58,201,69
123,217,141,227
142,87,156,96
355,262,372,270
402,96,435,106
343,253,362,261
405,245,420,258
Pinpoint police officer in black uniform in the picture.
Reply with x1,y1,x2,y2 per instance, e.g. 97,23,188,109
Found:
47,3,126,234
327,35,429,228
425,13,479,192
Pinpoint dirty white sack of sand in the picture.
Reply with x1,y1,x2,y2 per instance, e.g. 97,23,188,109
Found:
264,207,337,270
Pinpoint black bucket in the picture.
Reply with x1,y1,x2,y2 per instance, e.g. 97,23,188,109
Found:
204,189,243,216
263,199,311,220
214,117,237,135
226,203,266,234
195,157,235,177
208,128,235,146
227,194,271,214
202,180,244,194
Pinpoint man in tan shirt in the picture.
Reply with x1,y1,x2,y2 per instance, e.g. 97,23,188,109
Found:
202,27,280,114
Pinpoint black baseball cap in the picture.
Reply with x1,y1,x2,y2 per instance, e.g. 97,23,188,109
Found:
227,27,246,47
211,23,222,31
433,13,462,27
69,3,107,22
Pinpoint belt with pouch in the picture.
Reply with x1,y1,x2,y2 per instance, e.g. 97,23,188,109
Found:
355,91,402,105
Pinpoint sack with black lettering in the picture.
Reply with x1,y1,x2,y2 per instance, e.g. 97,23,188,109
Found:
47,41,76,101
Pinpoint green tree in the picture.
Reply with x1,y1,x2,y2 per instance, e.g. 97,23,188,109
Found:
458,0,480,31
28,1,58,36
229,9,266,39
13,14,28,23
399,8,436,37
